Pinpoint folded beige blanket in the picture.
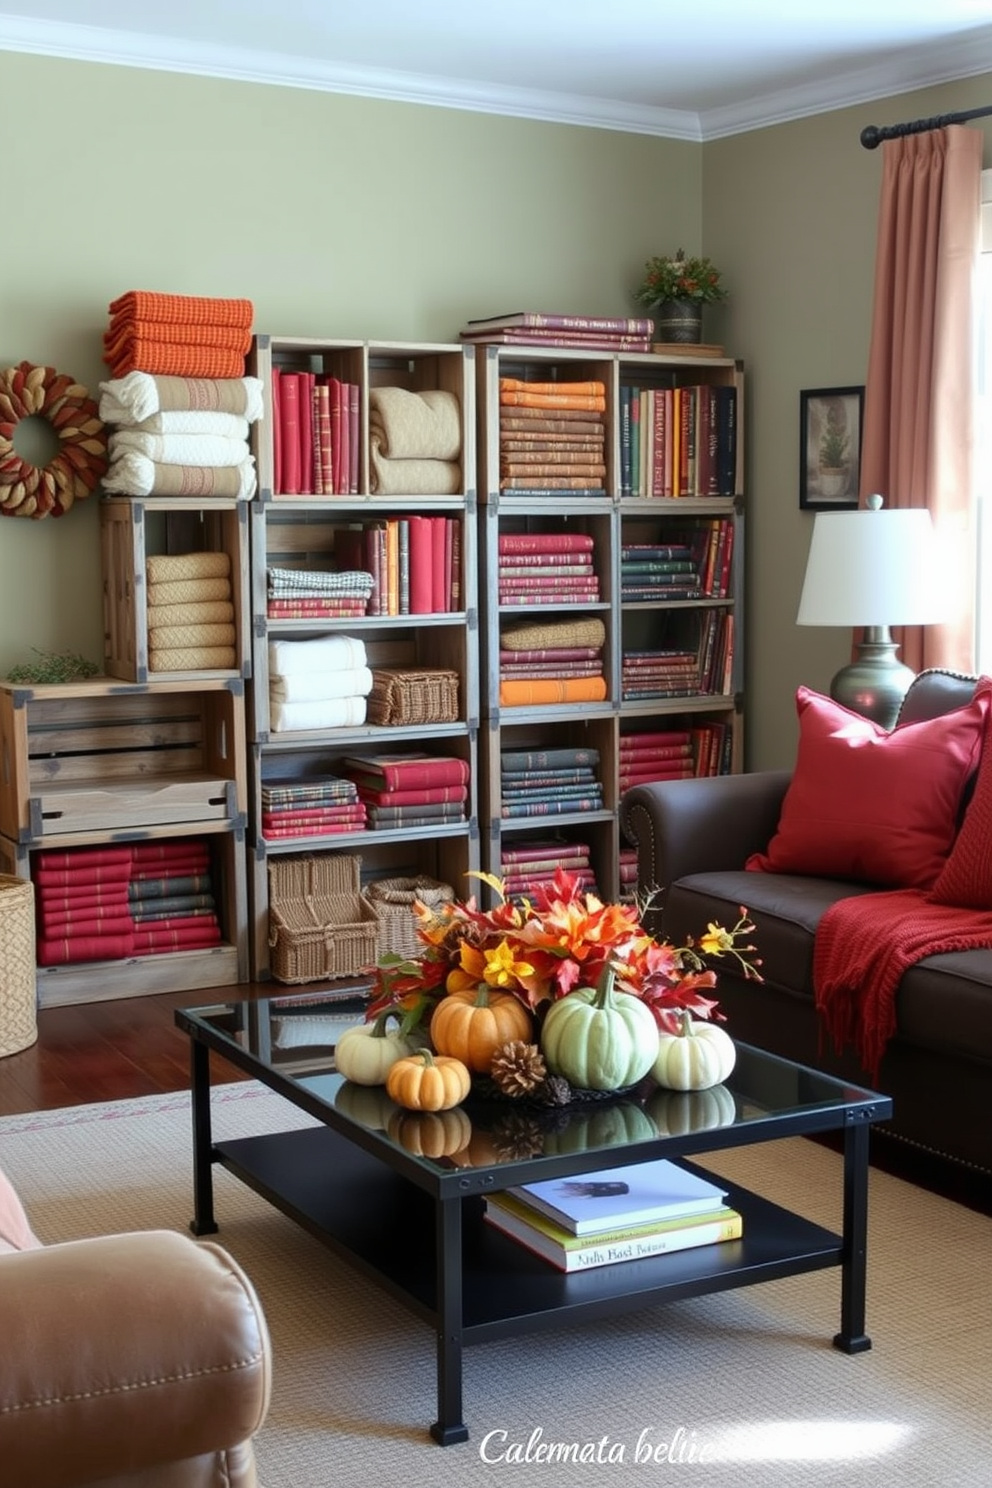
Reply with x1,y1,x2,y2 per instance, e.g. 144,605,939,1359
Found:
269,667,374,704
146,576,232,606
268,634,367,678
148,645,237,672
501,617,607,651
99,372,264,424
146,623,237,650
110,430,250,467
270,696,368,732
102,452,256,499
146,551,231,583
369,446,462,496
369,387,461,460
146,600,234,627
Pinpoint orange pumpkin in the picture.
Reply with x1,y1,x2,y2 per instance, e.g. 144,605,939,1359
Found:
430,986,534,1074
385,1049,472,1111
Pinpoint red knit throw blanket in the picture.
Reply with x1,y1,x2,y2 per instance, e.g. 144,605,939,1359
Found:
813,889,992,1082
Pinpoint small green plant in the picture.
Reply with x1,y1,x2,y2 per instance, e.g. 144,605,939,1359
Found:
634,250,728,307
6,648,100,684
819,426,849,468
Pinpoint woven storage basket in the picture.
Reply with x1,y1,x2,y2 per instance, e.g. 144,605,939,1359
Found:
268,854,378,985
366,875,455,959
0,875,37,1058
366,668,460,726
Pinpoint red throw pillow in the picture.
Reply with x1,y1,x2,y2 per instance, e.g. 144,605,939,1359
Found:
746,685,989,889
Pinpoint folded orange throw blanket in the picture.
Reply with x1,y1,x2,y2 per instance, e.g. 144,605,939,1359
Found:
105,340,249,380
104,320,253,359
108,291,254,327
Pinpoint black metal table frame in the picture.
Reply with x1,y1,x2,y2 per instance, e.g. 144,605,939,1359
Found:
180,1013,891,1446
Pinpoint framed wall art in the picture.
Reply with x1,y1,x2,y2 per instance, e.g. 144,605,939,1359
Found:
800,386,864,510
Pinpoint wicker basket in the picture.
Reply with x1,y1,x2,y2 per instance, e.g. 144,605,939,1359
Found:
268,854,378,985
366,875,455,959
0,875,37,1058
366,668,460,726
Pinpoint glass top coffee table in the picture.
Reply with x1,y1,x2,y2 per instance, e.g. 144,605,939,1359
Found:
176,992,893,1446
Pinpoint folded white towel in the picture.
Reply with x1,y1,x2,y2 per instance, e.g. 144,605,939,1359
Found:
270,696,368,732
109,430,251,467
270,667,374,704
102,452,256,499
268,634,367,677
101,408,250,439
99,372,264,425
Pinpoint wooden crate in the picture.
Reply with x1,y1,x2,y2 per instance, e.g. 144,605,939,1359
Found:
101,497,250,683
0,677,247,844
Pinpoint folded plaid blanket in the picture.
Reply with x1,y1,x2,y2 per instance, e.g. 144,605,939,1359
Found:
267,567,374,597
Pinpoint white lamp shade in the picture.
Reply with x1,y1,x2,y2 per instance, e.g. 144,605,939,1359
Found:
796,505,953,628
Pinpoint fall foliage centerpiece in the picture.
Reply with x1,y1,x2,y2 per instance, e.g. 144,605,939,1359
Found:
364,870,761,1102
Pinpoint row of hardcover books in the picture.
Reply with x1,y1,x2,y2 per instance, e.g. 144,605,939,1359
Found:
620,382,737,498
620,520,734,603
272,367,360,497
333,517,462,615
484,1156,742,1272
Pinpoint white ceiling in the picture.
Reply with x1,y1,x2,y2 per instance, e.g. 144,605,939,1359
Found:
3,0,992,138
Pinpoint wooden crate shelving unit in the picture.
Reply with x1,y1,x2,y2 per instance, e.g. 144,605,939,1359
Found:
247,336,481,980
0,675,250,1006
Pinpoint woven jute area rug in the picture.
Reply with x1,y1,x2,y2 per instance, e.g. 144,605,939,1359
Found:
0,1081,988,1488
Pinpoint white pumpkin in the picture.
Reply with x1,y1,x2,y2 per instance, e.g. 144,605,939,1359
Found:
651,1011,736,1091
648,1081,737,1135
333,1013,416,1086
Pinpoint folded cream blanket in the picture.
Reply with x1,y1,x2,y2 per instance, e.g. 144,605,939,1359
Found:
147,623,237,650
102,452,256,499
270,696,368,732
146,600,234,626
146,551,230,583
269,667,373,704
110,430,251,467
369,447,462,496
99,372,264,424
147,576,233,606
101,406,249,438
369,387,461,460
268,634,367,677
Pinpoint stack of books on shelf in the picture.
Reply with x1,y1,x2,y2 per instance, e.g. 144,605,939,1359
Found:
271,367,360,496
485,1158,742,1272
500,744,604,821
460,311,654,354
690,719,733,777
334,517,460,616
619,382,737,498
619,730,696,790
260,775,366,840
340,752,469,832
621,649,702,701
498,838,598,898
620,539,705,602
499,617,607,709
266,565,372,621
497,377,608,494
619,843,639,901
498,531,600,607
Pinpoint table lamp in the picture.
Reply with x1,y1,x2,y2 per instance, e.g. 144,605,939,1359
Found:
796,493,952,729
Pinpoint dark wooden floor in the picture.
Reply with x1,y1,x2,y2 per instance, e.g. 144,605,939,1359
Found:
0,984,270,1114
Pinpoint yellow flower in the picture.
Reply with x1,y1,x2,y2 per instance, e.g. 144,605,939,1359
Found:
481,939,535,990
698,922,737,956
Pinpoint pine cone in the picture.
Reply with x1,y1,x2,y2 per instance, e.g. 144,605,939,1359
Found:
533,1073,574,1106
489,1110,545,1161
490,1040,547,1098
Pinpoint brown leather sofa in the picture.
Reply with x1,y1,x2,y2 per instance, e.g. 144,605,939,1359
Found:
0,1170,272,1488
620,668,992,1189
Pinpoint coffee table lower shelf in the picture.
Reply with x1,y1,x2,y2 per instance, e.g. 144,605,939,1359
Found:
207,1124,844,1439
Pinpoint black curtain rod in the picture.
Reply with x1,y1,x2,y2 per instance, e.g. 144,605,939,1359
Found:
861,103,992,149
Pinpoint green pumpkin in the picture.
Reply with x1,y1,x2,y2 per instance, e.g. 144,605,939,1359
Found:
540,965,660,1091
543,1099,658,1156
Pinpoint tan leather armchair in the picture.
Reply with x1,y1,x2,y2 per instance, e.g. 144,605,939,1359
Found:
0,1225,272,1488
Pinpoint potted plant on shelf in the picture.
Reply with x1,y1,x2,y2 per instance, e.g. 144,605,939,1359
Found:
634,249,728,345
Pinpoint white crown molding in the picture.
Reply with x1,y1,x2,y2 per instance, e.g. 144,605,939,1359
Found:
1,14,991,142
700,28,992,141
